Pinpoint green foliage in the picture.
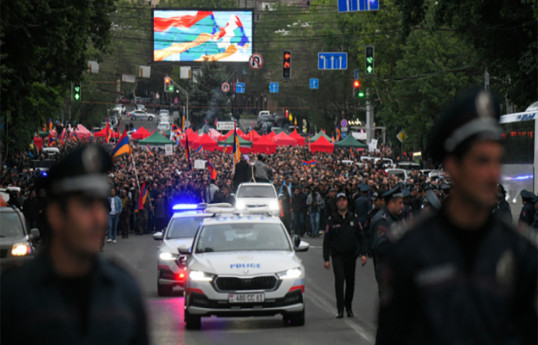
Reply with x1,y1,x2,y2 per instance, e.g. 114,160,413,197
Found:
0,0,115,155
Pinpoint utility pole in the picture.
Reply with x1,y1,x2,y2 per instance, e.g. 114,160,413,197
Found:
366,89,374,144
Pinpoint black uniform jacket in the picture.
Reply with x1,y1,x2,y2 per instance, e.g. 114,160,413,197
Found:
1,253,149,345
376,209,537,345
323,211,367,261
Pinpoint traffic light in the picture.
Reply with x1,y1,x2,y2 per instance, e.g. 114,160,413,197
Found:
283,51,291,79
353,79,365,98
365,45,374,75
164,76,174,92
73,82,81,101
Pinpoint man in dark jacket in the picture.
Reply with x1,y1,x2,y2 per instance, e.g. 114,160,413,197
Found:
376,88,537,345
519,189,536,227
323,192,367,318
232,155,252,192
1,145,149,345
354,184,371,227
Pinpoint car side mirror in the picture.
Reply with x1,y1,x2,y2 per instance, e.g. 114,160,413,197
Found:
29,228,40,240
153,231,163,241
178,245,192,255
293,235,309,252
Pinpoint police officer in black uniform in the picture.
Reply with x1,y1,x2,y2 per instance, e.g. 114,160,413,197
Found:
376,88,537,345
370,186,404,296
354,184,371,228
1,144,149,345
492,183,512,222
519,189,536,227
323,192,367,318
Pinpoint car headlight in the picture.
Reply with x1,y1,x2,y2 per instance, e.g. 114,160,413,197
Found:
159,252,176,261
11,243,31,256
269,200,280,211
189,271,214,282
277,268,302,280
236,200,246,210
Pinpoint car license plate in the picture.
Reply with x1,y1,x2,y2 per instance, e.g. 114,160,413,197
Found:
228,293,265,303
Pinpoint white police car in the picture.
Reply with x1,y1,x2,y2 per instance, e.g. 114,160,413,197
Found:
153,203,234,296
182,213,309,329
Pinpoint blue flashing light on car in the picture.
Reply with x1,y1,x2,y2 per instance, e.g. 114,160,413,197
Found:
172,204,202,211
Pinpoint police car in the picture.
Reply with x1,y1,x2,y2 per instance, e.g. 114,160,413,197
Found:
182,212,309,329
234,183,280,216
153,203,234,296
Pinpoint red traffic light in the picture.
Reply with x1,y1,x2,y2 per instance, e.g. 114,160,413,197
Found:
164,77,170,84
353,79,361,88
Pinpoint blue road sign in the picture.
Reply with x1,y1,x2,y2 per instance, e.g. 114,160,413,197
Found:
338,0,379,12
341,119,348,127
235,82,245,93
318,52,348,70
310,78,319,89
354,69,359,80
269,82,279,93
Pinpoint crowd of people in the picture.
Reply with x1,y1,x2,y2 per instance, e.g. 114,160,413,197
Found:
1,132,536,244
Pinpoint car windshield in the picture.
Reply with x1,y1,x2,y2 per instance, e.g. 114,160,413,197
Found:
166,216,205,239
237,186,276,198
0,212,25,238
195,223,290,253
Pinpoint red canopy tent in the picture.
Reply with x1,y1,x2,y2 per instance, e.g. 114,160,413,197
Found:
252,135,277,154
218,129,234,141
73,124,91,139
246,130,261,142
273,131,298,146
93,127,119,138
131,127,151,140
194,134,218,151
310,135,334,153
289,129,306,146
267,131,276,139
180,130,200,147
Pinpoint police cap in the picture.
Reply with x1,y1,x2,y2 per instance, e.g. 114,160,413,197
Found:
41,144,112,199
426,189,442,210
428,87,502,164
359,184,370,193
336,192,347,200
382,185,404,201
521,190,536,202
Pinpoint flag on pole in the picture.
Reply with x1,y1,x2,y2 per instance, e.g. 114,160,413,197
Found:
49,118,53,133
302,159,317,166
194,145,202,153
207,159,217,180
185,136,192,169
336,128,341,141
105,116,110,144
145,144,154,156
232,122,241,169
111,130,131,160
136,182,148,212
182,115,186,131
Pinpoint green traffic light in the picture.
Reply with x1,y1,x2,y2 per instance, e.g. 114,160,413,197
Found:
168,85,174,92
366,57,373,63
74,93,80,100
357,91,365,98
366,66,373,74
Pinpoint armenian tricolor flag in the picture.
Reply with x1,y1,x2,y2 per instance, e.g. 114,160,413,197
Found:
136,182,148,212
185,136,192,169
233,122,241,169
111,130,131,160
145,144,154,156
302,159,316,166
207,159,217,180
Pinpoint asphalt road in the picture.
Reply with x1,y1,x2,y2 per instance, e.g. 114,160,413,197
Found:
102,233,379,345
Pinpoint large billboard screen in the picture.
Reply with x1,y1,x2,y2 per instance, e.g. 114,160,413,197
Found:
153,10,253,62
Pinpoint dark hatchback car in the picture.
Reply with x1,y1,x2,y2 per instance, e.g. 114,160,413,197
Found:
0,206,39,274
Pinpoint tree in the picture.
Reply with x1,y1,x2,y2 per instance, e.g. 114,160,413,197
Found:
395,0,537,109
0,0,115,156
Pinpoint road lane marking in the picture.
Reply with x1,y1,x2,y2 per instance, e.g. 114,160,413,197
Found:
306,277,375,343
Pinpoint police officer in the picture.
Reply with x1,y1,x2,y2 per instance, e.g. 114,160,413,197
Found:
1,144,149,345
354,184,371,228
376,88,537,344
370,186,404,296
492,183,512,222
323,192,367,318
519,189,536,227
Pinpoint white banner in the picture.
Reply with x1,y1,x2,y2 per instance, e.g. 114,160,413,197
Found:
180,66,191,79
139,65,151,78
194,159,206,170
217,121,235,131
164,145,173,156
87,60,99,74
122,74,136,83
